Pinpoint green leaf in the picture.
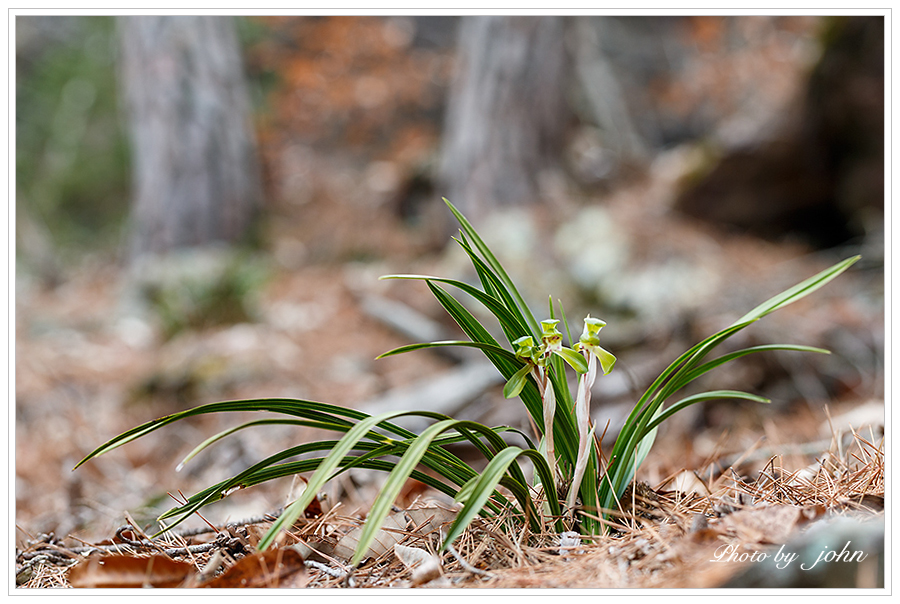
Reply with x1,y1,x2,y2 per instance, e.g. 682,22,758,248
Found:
735,255,860,324
176,418,343,471
441,447,530,548
630,408,662,486
441,446,564,549
680,344,829,386
74,398,413,470
159,440,377,527
379,274,529,342
503,363,533,399
351,418,539,565
165,428,497,529
444,198,540,334
351,418,460,566
453,236,537,342
643,390,770,435
601,256,860,513
454,475,480,504
256,409,415,551
163,455,467,523
255,410,530,560
377,339,519,362
558,299,574,348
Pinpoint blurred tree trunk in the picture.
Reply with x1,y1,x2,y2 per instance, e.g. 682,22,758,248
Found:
118,16,262,259
438,16,570,222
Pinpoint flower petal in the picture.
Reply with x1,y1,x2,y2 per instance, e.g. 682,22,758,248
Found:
503,363,533,399
590,345,617,375
552,347,589,374
512,335,536,360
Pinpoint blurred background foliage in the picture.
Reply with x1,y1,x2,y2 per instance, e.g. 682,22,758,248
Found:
16,16,883,268
16,16,129,260
14,16,278,265
16,16,277,331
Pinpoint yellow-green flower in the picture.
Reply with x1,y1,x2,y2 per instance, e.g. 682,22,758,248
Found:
575,315,616,375
512,335,537,361
540,319,563,354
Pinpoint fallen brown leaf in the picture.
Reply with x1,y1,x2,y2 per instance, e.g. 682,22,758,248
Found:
718,505,820,544
198,548,308,588
394,544,442,586
68,554,195,588
332,511,407,561
406,505,457,535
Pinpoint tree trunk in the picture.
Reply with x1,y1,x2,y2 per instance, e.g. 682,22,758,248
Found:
438,16,570,222
118,16,262,259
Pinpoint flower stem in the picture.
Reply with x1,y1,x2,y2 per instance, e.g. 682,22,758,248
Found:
535,366,558,493
567,351,597,513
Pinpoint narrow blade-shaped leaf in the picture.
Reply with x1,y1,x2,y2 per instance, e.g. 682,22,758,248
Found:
444,198,540,334
453,236,536,342
735,256,860,324
348,417,531,566
176,418,343,471
680,344,829,387
643,390,770,435
377,339,518,362
351,418,459,566
74,398,403,469
441,446,564,549
257,410,415,550
379,274,529,342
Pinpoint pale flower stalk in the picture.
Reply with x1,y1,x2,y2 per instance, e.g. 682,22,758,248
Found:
566,317,616,513
536,365,557,491
567,351,596,512
538,320,563,492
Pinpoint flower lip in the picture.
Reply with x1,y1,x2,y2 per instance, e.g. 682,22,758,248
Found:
540,319,561,335
579,316,606,346
513,335,534,347
583,316,607,330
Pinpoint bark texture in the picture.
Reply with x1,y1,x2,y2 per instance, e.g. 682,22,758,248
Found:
118,16,262,258
438,16,570,221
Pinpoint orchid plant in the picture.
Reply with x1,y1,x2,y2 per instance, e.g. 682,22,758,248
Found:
76,199,860,567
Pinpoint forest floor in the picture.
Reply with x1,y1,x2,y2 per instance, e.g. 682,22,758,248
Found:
13,159,885,589
14,16,885,590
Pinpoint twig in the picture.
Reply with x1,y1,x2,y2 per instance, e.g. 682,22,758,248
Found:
306,560,347,578
173,511,280,538
27,509,283,565
162,542,228,558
